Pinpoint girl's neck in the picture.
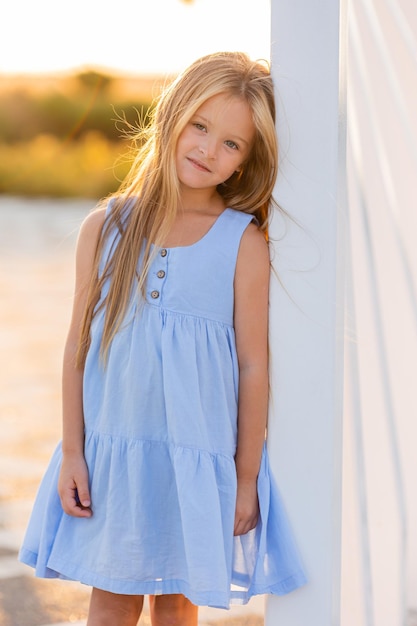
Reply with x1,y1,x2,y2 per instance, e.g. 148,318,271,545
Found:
178,187,225,215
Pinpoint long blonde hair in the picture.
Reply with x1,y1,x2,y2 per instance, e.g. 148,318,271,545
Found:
77,51,278,366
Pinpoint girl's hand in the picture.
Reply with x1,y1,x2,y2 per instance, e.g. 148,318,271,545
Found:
233,478,259,536
58,454,92,518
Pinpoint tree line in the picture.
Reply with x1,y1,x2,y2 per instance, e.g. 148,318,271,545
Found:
0,70,157,197
0,70,153,144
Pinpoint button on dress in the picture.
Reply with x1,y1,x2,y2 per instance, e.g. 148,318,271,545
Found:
19,202,307,608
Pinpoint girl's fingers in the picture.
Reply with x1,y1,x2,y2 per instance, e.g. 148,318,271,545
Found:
75,481,91,509
60,481,92,517
233,513,258,536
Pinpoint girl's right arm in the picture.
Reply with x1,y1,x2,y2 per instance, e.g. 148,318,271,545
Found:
58,207,106,518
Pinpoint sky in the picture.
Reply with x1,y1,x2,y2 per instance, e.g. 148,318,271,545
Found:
1,0,271,76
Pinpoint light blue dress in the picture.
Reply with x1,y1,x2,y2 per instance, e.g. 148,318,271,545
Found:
19,201,307,608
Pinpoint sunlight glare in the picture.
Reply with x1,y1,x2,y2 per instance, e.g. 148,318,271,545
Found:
1,0,270,75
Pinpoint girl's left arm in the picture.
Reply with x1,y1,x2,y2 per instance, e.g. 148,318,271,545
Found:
233,222,270,536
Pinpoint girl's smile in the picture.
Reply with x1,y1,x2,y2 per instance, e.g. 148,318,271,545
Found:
186,156,212,173
176,93,255,193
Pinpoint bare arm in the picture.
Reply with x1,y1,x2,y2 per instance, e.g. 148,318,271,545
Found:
233,223,270,536
58,207,106,517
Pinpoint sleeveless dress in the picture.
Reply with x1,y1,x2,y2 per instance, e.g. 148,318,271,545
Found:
19,201,307,608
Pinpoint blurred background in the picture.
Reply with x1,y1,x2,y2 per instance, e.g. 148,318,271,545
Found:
0,0,270,199
1,0,417,625
0,1,269,624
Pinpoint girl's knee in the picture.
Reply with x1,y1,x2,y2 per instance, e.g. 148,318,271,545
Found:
87,588,143,626
149,594,198,626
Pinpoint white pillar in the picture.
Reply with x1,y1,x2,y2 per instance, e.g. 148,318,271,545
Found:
266,1,346,624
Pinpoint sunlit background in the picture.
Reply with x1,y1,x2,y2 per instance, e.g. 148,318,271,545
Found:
0,2,270,624
0,0,270,199
0,0,270,75
1,1,417,625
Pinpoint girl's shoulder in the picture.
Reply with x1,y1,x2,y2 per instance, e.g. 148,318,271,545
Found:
236,220,269,276
83,206,107,227
219,208,268,265
84,192,131,225
76,207,107,256
78,206,106,236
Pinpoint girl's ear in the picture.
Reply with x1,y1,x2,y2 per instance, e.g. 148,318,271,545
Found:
236,156,249,173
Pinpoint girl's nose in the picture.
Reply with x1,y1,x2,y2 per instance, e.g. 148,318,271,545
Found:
199,138,216,159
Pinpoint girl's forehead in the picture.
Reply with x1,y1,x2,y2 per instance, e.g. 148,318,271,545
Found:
196,93,248,115
194,94,254,127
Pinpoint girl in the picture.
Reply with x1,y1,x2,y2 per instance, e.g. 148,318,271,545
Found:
19,51,306,625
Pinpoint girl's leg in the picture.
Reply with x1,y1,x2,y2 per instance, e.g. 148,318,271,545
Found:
87,588,144,626
149,594,198,626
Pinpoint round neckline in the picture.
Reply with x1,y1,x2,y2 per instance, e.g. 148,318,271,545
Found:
155,208,232,251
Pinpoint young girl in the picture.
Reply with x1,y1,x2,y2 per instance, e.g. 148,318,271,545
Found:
19,51,306,625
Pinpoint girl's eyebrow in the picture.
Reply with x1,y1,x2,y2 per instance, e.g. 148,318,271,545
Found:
194,115,250,147
193,114,209,124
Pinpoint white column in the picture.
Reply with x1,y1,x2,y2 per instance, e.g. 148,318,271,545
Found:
266,1,346,624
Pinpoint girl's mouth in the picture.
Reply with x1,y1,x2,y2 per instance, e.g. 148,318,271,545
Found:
187,157,211,173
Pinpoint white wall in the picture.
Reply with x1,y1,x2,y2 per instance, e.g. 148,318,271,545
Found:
341,1,417,624
266,1,346,624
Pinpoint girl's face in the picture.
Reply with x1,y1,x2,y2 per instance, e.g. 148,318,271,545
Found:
175,93,255,193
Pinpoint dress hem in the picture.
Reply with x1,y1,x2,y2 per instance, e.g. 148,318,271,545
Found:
19,547,306,609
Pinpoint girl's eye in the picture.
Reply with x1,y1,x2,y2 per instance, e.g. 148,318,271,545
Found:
225,140,239,150
193,123,206,132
